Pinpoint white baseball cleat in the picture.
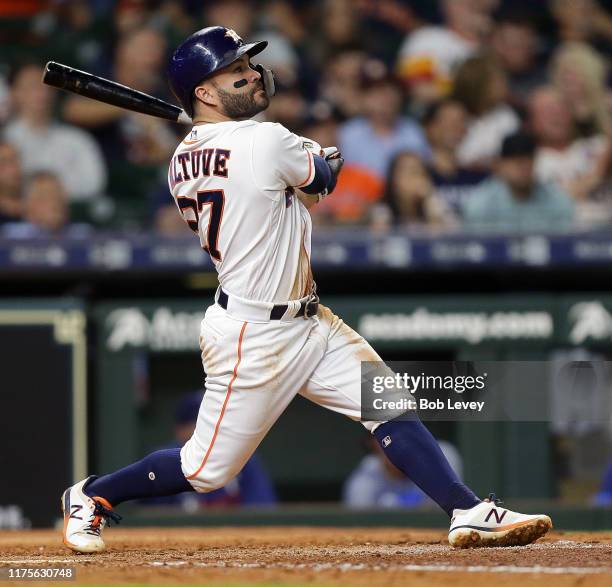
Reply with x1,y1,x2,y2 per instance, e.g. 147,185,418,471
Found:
448,493,552,548
61,476,121,553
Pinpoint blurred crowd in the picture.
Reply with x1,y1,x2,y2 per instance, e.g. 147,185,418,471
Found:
1,0,612,236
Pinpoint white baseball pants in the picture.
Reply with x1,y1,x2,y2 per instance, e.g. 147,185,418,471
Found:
181,297,382,492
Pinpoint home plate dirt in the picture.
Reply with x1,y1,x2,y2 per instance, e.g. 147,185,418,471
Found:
1,528,612,586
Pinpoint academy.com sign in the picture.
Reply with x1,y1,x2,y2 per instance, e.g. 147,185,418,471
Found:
101,298,612,351
106,307,203,351
569,301,612,344
359,308,554,344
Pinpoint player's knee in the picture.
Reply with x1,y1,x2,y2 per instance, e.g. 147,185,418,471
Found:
186,466,233,493
181,437,239,492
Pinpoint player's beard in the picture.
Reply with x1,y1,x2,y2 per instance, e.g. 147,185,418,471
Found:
215,83,269,119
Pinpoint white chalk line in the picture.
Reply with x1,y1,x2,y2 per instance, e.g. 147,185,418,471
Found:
0,559,94,564
148,560,612,575
1,559,610,575
0,559,610,575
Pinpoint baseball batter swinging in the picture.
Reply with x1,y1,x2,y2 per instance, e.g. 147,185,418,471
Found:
61,26,552,552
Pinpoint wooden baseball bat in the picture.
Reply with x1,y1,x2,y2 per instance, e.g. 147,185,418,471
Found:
42,61,192,124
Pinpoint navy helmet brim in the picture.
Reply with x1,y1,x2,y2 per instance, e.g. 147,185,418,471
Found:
216,40,268,72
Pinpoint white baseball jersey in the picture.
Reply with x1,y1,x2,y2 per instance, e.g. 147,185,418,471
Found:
169,120,387,496
168,120,316,302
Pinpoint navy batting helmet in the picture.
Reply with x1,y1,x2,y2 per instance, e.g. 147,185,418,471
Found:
168,26,268,118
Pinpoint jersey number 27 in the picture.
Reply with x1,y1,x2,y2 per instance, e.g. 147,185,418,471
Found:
177,189,225,261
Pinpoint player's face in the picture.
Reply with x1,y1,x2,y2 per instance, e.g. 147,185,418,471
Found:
212,55,269,119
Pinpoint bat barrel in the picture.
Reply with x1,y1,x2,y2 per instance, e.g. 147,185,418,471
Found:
43,61,190,124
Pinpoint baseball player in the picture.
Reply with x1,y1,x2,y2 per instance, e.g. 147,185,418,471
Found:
61,26,552,552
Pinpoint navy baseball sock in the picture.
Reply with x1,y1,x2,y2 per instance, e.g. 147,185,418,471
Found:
84,448,194,506
373,418,480,517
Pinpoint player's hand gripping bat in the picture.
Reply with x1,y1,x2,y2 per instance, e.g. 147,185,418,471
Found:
42,61,192,124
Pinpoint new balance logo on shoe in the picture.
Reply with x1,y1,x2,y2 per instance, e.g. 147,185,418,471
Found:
484,508,507,524
69,505,83,520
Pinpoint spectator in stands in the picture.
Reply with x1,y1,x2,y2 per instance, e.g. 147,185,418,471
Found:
453,54,520,170
202,0,254,38
549,0,612,54
3,62,107,203
112,0,156,37
319,49,368,120
263,81,308,130
263,0,307,50
423,99,488,216
396,0,493,109
155,1,196,48
351,0,420,65
593,460,612,505
377,151,455,231
204,0,300,89
338,61,429,182
312,0,363,65
312,164,385,227
141,391,277,509
491,9,546,108
1,171,91,238
62,26,175,167
21,172,70,235
549,42,611,137
343,435,463,508
529,86,609,201
0,141,23,224
463,132,575,233
35,0,106,72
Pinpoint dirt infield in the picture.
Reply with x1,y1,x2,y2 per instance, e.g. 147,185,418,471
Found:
1,527,612,586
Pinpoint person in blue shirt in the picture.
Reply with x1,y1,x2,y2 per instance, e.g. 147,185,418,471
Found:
462,131,575,233
338,61,430,181
593,461,612,506
423,99,489,216
140,391,277,509
343,435,463,509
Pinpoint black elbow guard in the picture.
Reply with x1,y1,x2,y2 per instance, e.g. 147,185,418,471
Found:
301,155,332,195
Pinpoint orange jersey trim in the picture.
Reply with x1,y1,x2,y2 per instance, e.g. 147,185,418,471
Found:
186,321,248,480
295,150,314,188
